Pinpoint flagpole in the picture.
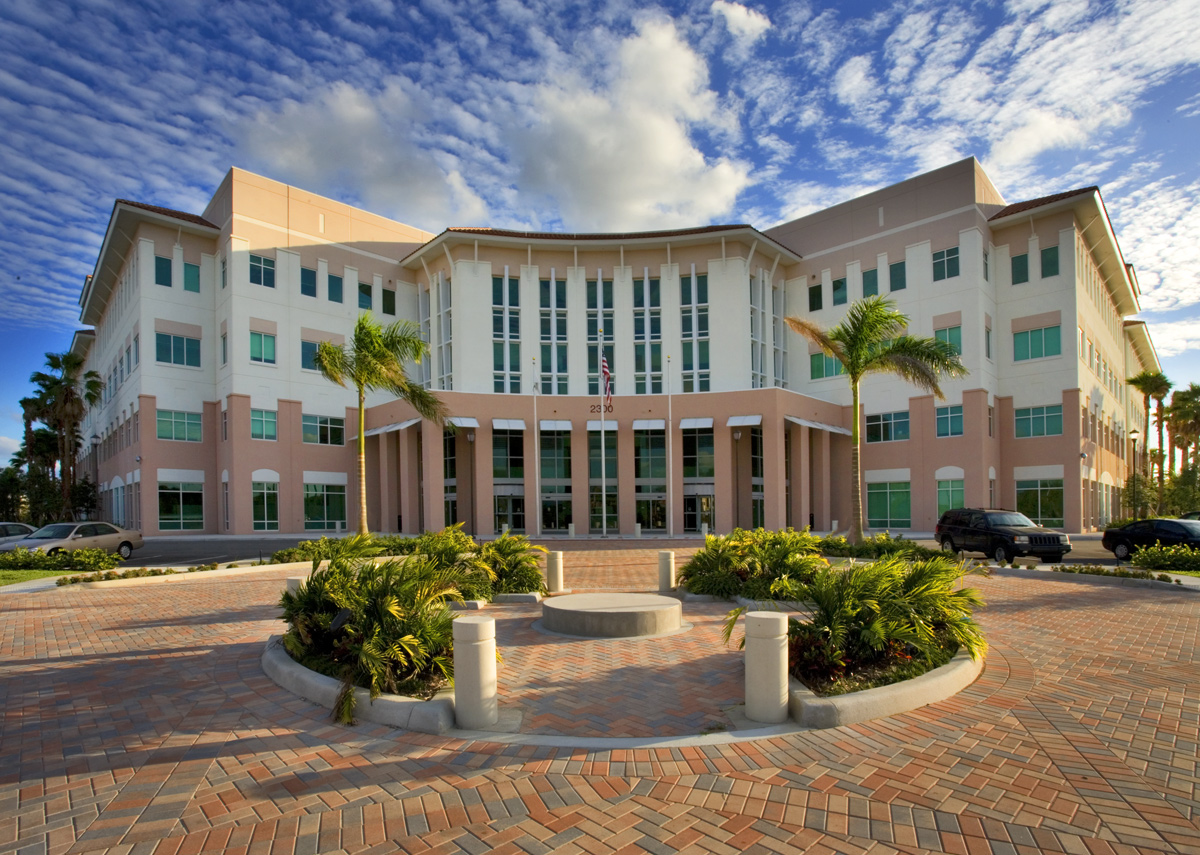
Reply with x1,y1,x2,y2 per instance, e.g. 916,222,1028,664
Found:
599,327,607,538
667,353,673,537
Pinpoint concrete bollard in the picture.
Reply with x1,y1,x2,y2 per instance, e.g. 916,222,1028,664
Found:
658,550,676,591
634,522,642,538
286,576,306,594
453,616,498,729
546,551,564,593
744,611,789,724
568,522,575,538
701,522,708,537
502,524,510,536
831,519,839,533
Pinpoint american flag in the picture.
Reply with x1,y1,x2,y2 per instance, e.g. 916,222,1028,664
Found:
601,352,612,407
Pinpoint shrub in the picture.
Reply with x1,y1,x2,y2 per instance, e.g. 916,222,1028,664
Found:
481,533,547,594
817,532,941,560
2,547,121,575
1129,543,1200,575
680,528,824,599
1051,564,1177,583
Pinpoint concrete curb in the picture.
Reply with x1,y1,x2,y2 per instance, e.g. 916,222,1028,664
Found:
991,565,1197,592
64,560,320,589
790,649,984,729
260,636,455,734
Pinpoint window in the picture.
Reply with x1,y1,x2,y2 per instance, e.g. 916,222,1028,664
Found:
251,409,277,441
1041,245,1059,277
252,482,279,531
304,484,346,530
1016,479,1064,527
250,254,275,288
936,405,964,437
328,274,343,303
1011,253,1029,284
159,482,203,530
808,283,822,311
435,273,452,390
866,411,910,443
540,431,572,532
301,340,318,371
155,256,172,287
862,268,878,298
220,257,227,289
221,333,227,365
155,332,200,367
382,288,396,315
867,482,910,528
771,283,788,390
983,251,989,282
634,429,666,531
184,262,200,293
832,277,847,305
493,272,520,393
937,479,965,517
492,430,524,479
932,247,960,281
1014,325,1061,361
934,325,962,355
588,431,618,533
889,260,906,291
250,331,276,364
300,267,317,297
632,273,661,394
358,282,372,310
750,271,768,388
809,352,844,380
221,410,227,441
681,271,709,392
988,406,994,437
985,328,992,360
1015,404,1063,438
133,334,139,365
156,410,201,442
302,414,344,445
587,277,615,396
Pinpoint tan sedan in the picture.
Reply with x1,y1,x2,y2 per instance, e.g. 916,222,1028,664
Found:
2,522,144,559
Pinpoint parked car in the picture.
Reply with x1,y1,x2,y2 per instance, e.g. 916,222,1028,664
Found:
1180,511,1200,521
1102,518,1200,560
936,508,1072,563
0,522,35,548
0,522,144,559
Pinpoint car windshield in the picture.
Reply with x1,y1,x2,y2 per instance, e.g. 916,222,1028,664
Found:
985,512,1036,527
1177,519,1200,535
28,524,77,539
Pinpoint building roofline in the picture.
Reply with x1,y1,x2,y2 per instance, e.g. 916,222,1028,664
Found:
1123,320,1162,375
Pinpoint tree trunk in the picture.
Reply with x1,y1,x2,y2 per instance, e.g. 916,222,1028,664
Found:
1157,400,1167,511
850,378,863,544
357,388,369,536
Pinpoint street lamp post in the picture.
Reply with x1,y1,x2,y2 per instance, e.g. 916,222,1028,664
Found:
1129,428,1141,517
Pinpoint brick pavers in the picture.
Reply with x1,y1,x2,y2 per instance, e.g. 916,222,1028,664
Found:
2,547,1200,855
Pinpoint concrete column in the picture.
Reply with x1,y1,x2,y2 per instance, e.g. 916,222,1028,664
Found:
378,433,394,533
744,611,789,724
286,577,305,594
546,551,564,593
798,425,812,530
658,550,675,591
816,429,832,530
453,616,498,729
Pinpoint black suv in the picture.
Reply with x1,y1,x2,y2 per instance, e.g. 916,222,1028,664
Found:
936,508,1071,563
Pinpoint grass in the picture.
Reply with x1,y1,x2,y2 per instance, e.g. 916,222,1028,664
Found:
801,642,958,697
0,569,66,588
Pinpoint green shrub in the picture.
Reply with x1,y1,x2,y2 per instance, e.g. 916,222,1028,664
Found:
481,533,547,594
817,532,941,560
1,547,121,575
680,528,825,599
1129,543,1200,575
1051,563,1177,583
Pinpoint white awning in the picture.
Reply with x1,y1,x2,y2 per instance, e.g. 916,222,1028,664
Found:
540,419,572,431
679,417,713,429
363,417,420,437
632,419,666,430
491,418,526,431
785,415,852,436
587,420,619,431
726,415,762,427
447,416,480,428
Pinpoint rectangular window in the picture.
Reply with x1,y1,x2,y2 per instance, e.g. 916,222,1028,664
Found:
634,430,667,531
1012,253,1029,285
750,271,768,388
889,260,906,291
301,414,344,445
382,288,396,315
221,333,227,365
221,410,227,441
808,282,822,311
158,482,203,530
251,409,277,441
632,273,661,394
936,405,964,437
682,428,716,478
680,271,710,393
539,274,569,393
1013,325,1062,361
937,479,965,517
540,431,572,532
988,406,994,437
867,482,911,529
809,352,844,380
587,277,615,396
862,268,878,298
932,247,960,281
156,410,201,442
184,262,200,293
985,328,992,360
155,332,200,367
493,272,521,394
832,277,847,305
1041,245,1059,277
934,325,962,356
300,267,317,297
492,430,524,479
1016,479,1064,528
301,340,318,371
588,430,618,533
304,484,346,530
358,282,372,310
250,254,275,288
252,482,279,531
1015,404,1064,438
866,411,910,443
220,257,226,289
435,273,452,390
250,331,276,364
328,274,343,303
155,256,172,287
983,251,989,282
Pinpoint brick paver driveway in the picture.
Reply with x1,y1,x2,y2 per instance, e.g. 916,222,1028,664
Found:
2,547,1199,855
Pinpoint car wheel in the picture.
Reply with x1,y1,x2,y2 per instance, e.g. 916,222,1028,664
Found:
993,544,1012,563
47,548,63,556
940,537,957,554
117,542,133,560
1113,541,1131,561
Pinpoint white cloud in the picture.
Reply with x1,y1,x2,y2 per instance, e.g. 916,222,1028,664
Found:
1134,318,1200,358
711,1,771,45
1111,176,1200,313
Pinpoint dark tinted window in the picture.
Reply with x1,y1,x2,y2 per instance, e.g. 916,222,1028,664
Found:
94,524,118,535
1128,521,1154,534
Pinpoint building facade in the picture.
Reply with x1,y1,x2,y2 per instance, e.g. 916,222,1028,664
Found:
75,158,1158,537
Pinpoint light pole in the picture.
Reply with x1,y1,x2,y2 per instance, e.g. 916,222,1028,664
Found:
733,429,742,530
1129,428,1141,517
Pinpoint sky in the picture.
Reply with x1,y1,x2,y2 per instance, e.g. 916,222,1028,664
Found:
1,0,1198,462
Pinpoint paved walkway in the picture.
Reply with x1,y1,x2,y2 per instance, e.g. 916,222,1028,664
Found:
2,548,1200,855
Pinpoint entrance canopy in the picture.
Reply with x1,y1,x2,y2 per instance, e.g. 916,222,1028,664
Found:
785,415,852,436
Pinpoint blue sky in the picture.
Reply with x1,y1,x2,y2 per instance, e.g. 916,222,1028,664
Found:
1,0,1198,461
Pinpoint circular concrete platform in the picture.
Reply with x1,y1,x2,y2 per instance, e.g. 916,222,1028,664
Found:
541,593,683,638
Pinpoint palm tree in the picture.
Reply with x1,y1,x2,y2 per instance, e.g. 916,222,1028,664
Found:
1127,370,1172,509
786,296,967,543
314,315,448,536
30,351,103,511
1168,384,1200,474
